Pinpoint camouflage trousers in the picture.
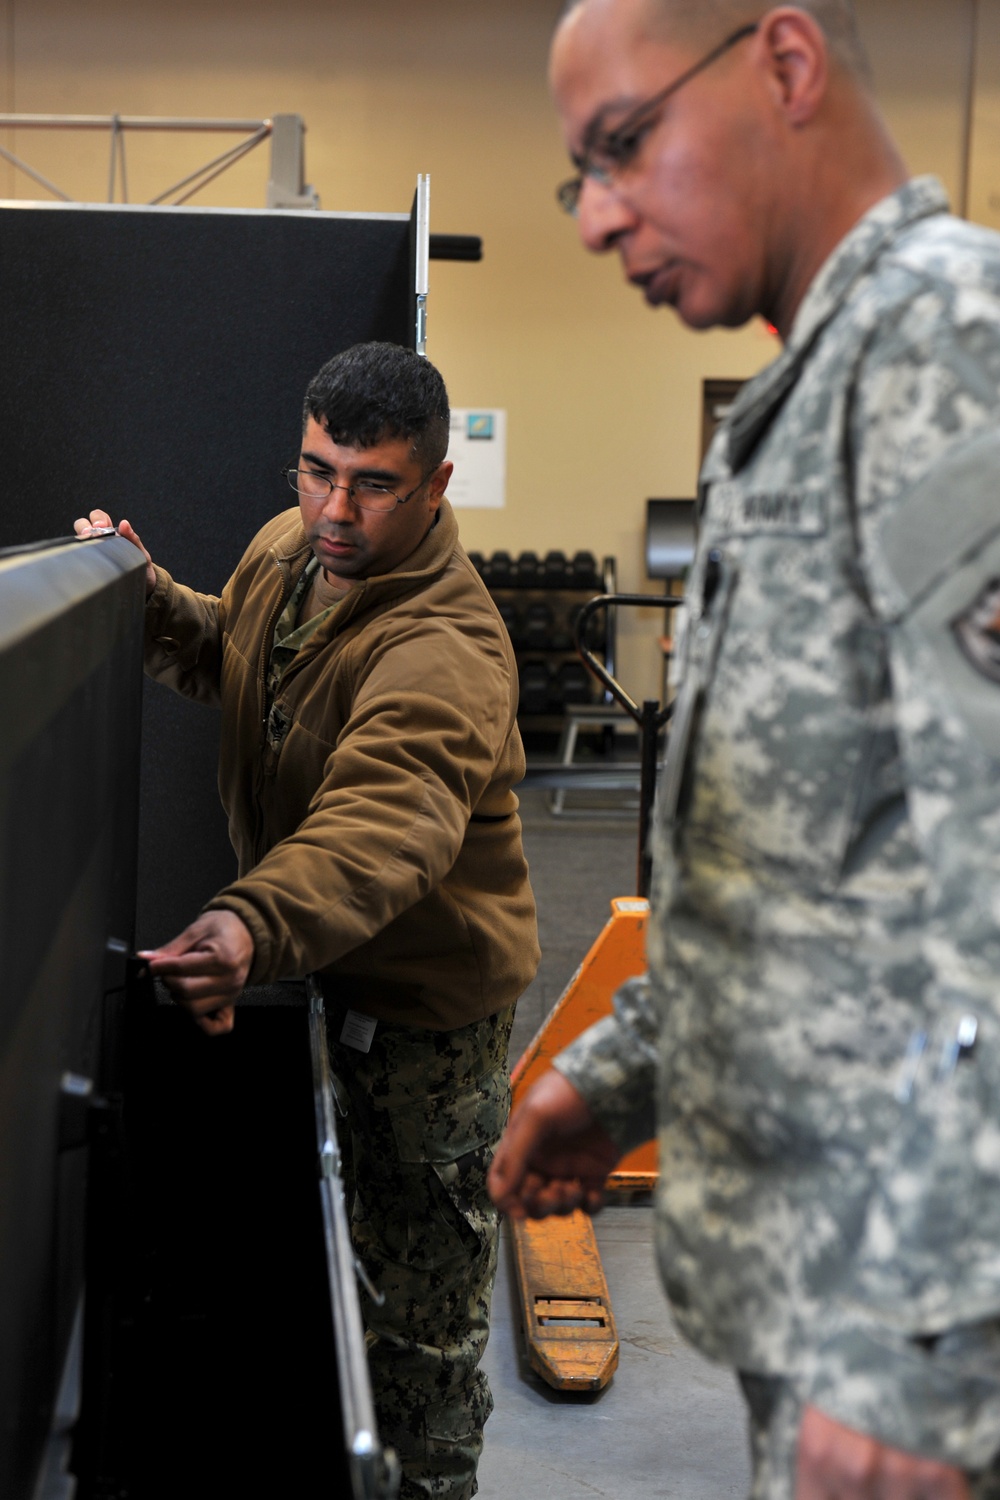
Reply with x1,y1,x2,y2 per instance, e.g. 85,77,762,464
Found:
739,1374,1000,1499
328,1005,513,1500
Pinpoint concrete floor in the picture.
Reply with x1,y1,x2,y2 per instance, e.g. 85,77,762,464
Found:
479,1211,750,1499
508,788,642,1063
477,791,751,1498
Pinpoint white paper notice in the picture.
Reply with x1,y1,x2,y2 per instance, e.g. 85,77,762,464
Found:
446,408,507,510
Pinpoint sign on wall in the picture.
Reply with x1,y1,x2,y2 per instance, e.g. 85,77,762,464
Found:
447,408,507,509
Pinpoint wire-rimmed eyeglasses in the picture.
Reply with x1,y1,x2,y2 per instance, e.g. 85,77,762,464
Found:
556,21,759,215
282,466,429,514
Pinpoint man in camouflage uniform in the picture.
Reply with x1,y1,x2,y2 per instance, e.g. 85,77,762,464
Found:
77,342,539,1500
490,3,1000,1497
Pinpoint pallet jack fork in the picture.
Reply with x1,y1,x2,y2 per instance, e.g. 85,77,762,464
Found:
509,592,681,1393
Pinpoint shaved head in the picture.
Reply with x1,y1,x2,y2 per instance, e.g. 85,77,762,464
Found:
561,1,871,80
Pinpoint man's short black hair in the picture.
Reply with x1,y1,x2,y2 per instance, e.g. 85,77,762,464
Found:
303,342,450,471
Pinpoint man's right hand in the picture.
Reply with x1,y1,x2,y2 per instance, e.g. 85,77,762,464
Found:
74,509,156,597
487,1068,621,1220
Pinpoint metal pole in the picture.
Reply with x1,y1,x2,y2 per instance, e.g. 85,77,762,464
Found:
107,113,127,203
414,174,430,355
265,114,318,209
637,700,659,899
0,140,72,199
572,594,682,896
150,125,271,206
0,113,269,131
118,119,128,204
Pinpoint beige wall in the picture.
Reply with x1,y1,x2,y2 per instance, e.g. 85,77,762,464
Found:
968,1,1000,229
858,0,972,203
0,0,984,697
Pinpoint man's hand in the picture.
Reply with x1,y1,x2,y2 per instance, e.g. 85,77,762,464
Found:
796,1406,971,1499
487,1069,621,1219
73,508,156,596
139,910,254,1036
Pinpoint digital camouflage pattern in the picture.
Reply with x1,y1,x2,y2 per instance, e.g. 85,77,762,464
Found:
265,555,346,752
328,1004,513,1500
555,178,1000,1474
739,1374,1000,1500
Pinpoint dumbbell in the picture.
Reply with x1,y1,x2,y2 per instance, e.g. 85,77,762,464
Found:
571,550,600,590
516,550,542,587
524,601,554,649
549,601,574,652
556,661,593,705
518,660,552,715
489,550,514,587
542,550,569,587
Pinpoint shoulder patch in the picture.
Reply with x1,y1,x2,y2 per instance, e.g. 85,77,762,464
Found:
952,578,1000,685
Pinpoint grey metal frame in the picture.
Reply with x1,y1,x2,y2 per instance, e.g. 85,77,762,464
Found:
0,112,314,207
306,977,401,1500
414,173,430,356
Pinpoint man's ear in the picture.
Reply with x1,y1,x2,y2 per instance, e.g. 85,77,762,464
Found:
427,460,453,510
756,7,829,127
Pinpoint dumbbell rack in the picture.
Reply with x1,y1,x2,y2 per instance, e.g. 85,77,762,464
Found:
468,550,618,755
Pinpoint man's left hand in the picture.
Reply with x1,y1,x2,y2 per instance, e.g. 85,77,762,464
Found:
796,1406,971,1499
139,910,254,1036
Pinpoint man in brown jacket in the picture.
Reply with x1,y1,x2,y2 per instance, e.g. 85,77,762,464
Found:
77,341,539,1500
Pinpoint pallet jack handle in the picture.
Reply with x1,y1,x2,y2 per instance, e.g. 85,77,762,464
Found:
573,593,684,899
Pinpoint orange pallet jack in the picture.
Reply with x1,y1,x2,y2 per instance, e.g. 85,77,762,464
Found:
509,592,681,1392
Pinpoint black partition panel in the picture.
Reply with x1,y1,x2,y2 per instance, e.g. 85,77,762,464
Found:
0,537,146,1500
105,992,351,1499
0,202,414,944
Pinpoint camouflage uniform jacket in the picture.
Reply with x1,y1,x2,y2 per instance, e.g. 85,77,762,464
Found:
555,178,1000,1469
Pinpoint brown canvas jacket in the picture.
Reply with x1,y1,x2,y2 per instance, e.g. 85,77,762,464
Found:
143,499,539,1029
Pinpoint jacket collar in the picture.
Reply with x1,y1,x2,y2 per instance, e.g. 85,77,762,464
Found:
712,177,950,478
269,496,460,620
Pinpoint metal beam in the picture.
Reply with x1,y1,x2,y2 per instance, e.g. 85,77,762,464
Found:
0,114,269,131
0,113,278,206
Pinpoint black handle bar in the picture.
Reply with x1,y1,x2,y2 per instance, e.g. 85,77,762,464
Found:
572,592,684,898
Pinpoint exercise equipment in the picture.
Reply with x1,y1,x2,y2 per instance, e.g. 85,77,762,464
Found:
518,660,552,716
570,550,600,591
554,660,592,705
542,549,569,587
488,549,515,587
524,600,555,649
515,550,542,586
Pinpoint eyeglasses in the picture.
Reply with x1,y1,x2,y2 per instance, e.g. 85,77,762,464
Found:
556,22,759,215
282,466,429,514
